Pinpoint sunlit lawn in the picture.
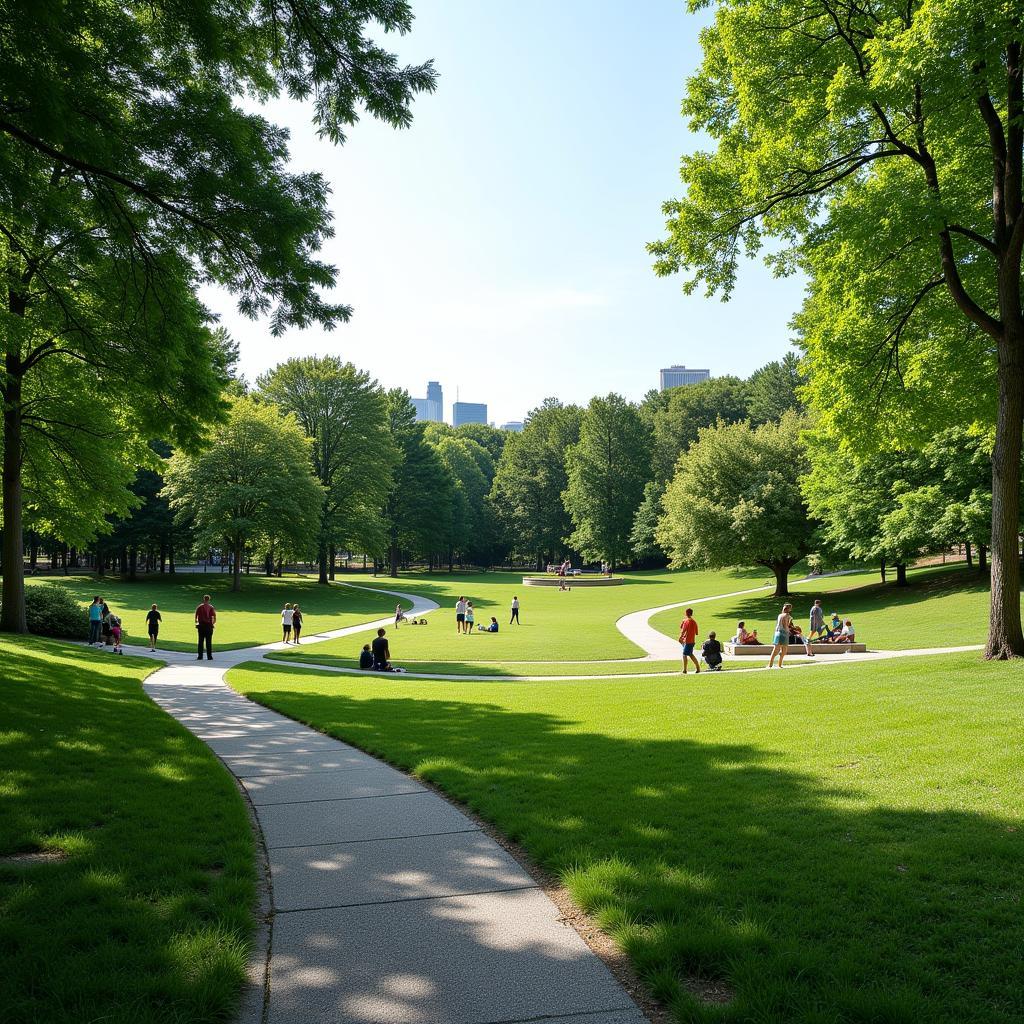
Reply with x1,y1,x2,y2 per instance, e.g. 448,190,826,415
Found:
0,638,255,1023
229,652,1023,1023
27,573,404,651
649,564,991,651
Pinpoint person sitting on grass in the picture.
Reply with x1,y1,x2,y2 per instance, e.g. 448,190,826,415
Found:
371,627,391,670
733,621,759,645
477,616,499,633
835,619,856,643
701,632,723,671
359,644,374,670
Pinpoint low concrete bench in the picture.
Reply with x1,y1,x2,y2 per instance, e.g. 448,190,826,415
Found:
724,642,867,656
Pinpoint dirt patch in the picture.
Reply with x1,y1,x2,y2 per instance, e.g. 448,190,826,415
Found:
683,975,735,1006
0,849,67,867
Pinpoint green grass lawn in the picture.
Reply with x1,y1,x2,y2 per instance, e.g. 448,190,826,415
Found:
266,654,686,676
649,564,991,651
27,573,404,651
275,567,773,664
229,653,1023,1024
1,638,256,1023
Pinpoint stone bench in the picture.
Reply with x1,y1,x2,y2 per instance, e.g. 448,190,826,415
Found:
723,642,867,656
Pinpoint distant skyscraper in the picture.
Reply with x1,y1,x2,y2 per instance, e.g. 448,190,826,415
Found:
500,420,524,432
411,380,444,422
453,401,488,427
659,365,711,390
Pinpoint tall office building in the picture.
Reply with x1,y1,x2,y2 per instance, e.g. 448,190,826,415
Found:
659,365,711,390
453,401,488,427
411,380,444,422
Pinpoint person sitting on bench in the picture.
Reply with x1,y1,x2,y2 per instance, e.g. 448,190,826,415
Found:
477,616,499,632
732,621,759,645
701,632,724,671
834,619,856,643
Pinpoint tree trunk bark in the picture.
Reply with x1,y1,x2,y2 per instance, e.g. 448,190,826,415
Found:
0,365,26,632
318,539,329,585
232,541,242,592
880,558,886,583
769,561,792,597
389,541,399,578
70,546,79,569
128,546,137,581
986,333,1024,657
329,544,336,581
895,563,908,586
979,544,988,572
965,541,973,568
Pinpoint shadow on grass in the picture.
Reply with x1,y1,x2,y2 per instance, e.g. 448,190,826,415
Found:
0,641,255,1023
241,670,1021,1024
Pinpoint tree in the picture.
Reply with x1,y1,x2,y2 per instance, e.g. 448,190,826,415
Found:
650,0,1023,656
563,394,650,567
256,357,395,584
657,414,813,595
380,390,452,576
491,399,582,566
163,398,322,592
629,480,665,562
747,353,806,425
432,436,494,569
454,422,507,464
0,1,435,632
651,376,749,482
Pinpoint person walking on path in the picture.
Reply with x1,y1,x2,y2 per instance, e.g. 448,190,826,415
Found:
455,596,467,634
769,603,793,669
292,604,303,644
195,595,217,660
510,595,520,625
281,602,294,644
465,601,475,632
146,604,162,651
678,608,700,674
88,596,103,646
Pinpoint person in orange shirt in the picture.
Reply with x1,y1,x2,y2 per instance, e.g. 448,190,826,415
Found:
678,607,700,674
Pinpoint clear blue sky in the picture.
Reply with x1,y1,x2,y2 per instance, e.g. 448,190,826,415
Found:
205,0,806,425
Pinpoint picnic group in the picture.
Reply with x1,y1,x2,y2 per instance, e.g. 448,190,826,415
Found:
678,598,858,673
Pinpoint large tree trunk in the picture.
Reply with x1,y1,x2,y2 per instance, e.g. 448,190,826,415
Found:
986,333,1024,657
768,560,795,597
895,563,908,586
0,365,26,633
329,544,336,581
965,541,973,568
389,540,399,578
979,543,988,572
318,539,329,585
232,540,242,592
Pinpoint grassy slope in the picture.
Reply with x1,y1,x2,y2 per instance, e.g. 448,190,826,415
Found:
273,567,772,664
27,573,404,651
0,638,255,1023
229,654,1023,1024
649,564,990,650
265,656,686,676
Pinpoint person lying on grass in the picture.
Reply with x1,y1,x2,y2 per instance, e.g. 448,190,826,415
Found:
477,617,499,633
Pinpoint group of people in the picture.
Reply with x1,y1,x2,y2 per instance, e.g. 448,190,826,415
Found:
454,595,520,632
280,602,304,644
678,597,860,672
88,596,166,654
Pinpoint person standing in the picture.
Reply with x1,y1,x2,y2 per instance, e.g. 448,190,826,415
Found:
510,595,520,625
465,601,475,632
292,604,303,644
195,594,216,660
769,603,793,669
281,602,294,644
678,608,700,674
101,602,113,646
809,599,825,642
88,596,103,646
146,603,162,651
455,596,467,634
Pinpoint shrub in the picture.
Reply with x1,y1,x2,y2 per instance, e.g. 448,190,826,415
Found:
19,585,89,639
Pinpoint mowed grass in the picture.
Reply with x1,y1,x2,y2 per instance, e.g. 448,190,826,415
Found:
649,564,992,651
0,638,256,1023
267,655,686,676
27,573,404,651
273,567,772,665
229,654,1024,1024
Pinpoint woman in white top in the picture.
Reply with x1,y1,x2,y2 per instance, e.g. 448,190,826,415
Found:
281,602,294,644
395,603,408,628
769,603,793,669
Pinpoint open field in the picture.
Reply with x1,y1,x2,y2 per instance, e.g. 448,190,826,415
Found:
0,638,255,1023
26,573,405,651
274,567,773,664
649,564,990,651
267,654,686,675
229,652,1023,1024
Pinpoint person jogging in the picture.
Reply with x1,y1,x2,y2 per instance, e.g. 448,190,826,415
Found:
195,595,217,660
510,595,520,625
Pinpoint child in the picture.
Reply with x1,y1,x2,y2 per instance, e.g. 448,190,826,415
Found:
465,602,475,631
146,603,161,652
359,644,374,670
110,613,124,655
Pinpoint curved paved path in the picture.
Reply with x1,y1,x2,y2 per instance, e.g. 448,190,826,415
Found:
134,584,648,1024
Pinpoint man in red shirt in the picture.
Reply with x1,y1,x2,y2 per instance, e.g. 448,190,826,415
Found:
195,595,217,660
678,607,700,674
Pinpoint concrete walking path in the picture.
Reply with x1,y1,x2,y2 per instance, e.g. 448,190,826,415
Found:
136,584,648,1024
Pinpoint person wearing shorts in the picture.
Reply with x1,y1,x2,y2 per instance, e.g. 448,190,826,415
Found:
146,604,162,651
769,603,793,668
110,616,123,654
281,603,294,644
455,597,467,634
88,596,103,645
465,602,475,631
678,608,700,674
292,605,303,643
